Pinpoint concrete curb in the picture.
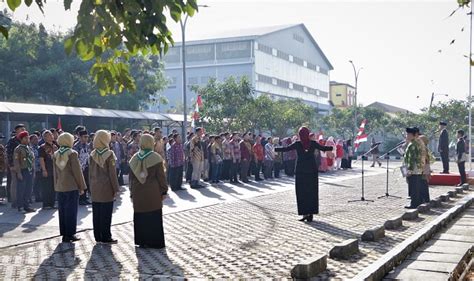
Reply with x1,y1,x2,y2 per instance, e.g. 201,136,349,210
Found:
329,239,359,259
361,226,385,242
291,254,327,279
351,195,474,281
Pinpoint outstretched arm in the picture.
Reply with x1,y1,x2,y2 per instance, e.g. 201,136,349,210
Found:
312,141,333,152
275,142,296,152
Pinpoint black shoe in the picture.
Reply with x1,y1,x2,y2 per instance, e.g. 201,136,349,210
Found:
101,239,118,244
378,162,382,167
404,205,416,209
62,236,80,243
307,215,313,222
24,207,36,213
370,165,374,168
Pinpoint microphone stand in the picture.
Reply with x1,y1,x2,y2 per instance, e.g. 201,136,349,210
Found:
377,141,405,199
348,145,379,203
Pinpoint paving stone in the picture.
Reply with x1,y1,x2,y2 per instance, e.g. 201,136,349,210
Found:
404,259,457,273
434,233,474,243
417,203,430,213
384,267,450,280
329,239,359,259
417,239,472,255
429,198,443,208
361,226,385,242
402,209,419,220
406,252,464,263
290,254,327,279
384,216,403,230
439,194,450,202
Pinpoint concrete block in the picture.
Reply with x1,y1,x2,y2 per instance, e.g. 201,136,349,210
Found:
290,254,327,279
462,183,470,190
455,187,464,194
417,203,430,213
361,226,385,242
402,209,419,220
447,191,456,198
429,198,442,208
384,216,403,230
439,194,450,202
329,239,359,259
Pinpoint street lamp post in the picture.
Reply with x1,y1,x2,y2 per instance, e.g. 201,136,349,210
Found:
349,60,363,136
179,5,208,139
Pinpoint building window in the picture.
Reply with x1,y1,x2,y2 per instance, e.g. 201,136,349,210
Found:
336,93,342,97
257,74,273,84
319,91,329,98
277,79,289,88
163,47,181,63
277,50,289,60
293,56,304,66
187,77,199,86
216,41,251,60
319,67,328,75
293,83,304,92
186,44,215,61
257,43,273,55
293,33,305,43
307,62,317,71
168,77,177,89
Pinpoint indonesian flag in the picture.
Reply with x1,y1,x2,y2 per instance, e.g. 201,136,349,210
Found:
191,95,203,128
354,119,368,152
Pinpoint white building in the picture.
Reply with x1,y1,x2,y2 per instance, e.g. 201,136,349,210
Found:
157,24,333,114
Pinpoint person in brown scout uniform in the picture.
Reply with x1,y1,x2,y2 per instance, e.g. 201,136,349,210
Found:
39,130,58,209
129,134,168,249
89,130,120,244
53,132,87,243
14,131,36,213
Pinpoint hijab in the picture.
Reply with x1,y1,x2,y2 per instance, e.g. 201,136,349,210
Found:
54,132,74,170
90,130,115,168
298,126,311,151
129,134,163,184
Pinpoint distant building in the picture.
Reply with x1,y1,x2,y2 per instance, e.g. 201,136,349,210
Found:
329,81,355,108
154,24,333,114
366,101,412,117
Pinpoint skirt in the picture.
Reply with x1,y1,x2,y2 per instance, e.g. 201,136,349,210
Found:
295,172,319,215
133,209,165,249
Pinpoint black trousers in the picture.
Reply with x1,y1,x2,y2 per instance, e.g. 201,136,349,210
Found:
254,160,263,180
420,179,430,203
116,168,124,186
222,160,231,180
407,175,422,208
185,161,193,182
58,190,79,237
458,161,467,184
33,172,42,202
169,166,183,190
274,162,282,178
441,151,449,173
230,161,240,182
6,168,12,202
92,201,114,242
41,176,56,208
17,169,33,209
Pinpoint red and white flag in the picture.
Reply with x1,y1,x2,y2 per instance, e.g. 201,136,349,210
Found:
354,119,368,152
191,95,203,128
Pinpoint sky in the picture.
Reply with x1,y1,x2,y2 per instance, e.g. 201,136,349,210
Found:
7,0,474,112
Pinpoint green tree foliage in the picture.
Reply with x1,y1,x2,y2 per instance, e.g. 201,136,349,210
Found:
0,21,167,111
192,76,317,135
2,0,197,95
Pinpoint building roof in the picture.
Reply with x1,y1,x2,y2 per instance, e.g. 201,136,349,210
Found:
176,23,333,70
366,101,412,114
0,101,184,122
330,81,355,88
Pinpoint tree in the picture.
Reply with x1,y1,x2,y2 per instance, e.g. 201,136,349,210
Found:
0,21,168,111
1,0,197,95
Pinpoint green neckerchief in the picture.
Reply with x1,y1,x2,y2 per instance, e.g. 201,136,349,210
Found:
59,146,71,155
96,147,109,155
137,149,153,161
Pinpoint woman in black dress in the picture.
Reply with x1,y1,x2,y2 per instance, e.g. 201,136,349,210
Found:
275,127,333,222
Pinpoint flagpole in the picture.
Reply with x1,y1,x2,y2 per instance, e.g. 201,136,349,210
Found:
469,1,473,170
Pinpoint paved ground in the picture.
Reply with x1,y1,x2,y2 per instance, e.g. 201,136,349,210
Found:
0,161,470,279
384,205,474,280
